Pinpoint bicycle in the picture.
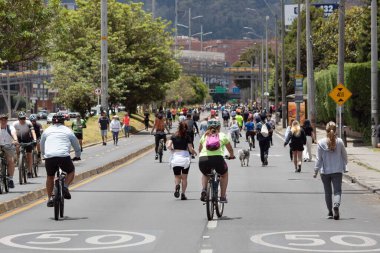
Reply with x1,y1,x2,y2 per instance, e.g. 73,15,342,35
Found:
204,156,234,221
231,131,239,148
247,134,255,151
0,145,9,194
53,157,80,221
18,142,34,184
32,141,40,177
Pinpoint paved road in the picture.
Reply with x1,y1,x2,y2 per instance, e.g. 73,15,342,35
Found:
0,128,380,253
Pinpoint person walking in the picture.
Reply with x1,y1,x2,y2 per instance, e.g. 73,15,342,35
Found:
98,112,110,145
302,119,314,162
71,114,86,152
313,121,348,220
123,112,131,138
256,117,272,166
284,120,306,172
166,121,197,200
285,119,295,161
0,114,18,188
110,115,122,145
144,110,150,131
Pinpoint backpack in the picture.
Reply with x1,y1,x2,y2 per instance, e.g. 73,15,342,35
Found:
261,123,269,137
206,133,220,151
222,110,229,117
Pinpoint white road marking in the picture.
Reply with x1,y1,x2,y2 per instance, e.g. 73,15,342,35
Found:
0,230,156,251
207,220,218,229
200,250,213,253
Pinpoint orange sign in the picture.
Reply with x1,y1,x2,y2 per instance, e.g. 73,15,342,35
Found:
328,83,352,106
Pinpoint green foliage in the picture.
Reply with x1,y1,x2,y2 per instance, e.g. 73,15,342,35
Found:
49,0,181,113
0,0,60,68
314,62,380,142
165,76,208,105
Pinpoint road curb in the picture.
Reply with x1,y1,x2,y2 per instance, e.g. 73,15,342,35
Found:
0,143,155,216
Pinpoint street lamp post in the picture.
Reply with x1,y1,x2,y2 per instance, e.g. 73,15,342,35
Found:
265,15,269,111
192,25,212,51
101,0,108,114
188,8,203,51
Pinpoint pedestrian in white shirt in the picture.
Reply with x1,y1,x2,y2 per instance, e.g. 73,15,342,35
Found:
110,115,122,145
0,114,18,188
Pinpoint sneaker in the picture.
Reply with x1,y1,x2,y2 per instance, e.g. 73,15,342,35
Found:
62,186,71,199
174,184,180,198
219,196,228,203
155,154,158,160
102,142,106,146
8,179,14,189
327,211,333,219
200,190,207,202
27,172,33,178
333,206,340,220
297,165,301,173
47,198,54,207
181,193,187,200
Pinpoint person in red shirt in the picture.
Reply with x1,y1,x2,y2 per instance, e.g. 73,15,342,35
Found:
123,112,131,138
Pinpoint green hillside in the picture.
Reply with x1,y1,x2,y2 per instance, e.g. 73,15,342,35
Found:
130,0,280,40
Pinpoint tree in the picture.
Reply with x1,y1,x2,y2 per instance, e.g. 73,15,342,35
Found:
0,0,60,69
165,75,208,105
49,0,181,113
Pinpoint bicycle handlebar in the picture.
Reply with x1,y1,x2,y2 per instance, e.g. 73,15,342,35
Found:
224,155,236,160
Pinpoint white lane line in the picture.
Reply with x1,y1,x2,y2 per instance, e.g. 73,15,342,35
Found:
207,220,218,229
200,250,213,253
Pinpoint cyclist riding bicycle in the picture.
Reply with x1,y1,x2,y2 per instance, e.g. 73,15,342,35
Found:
0,114,18,188
40,112,81,207
151,113,170,160
13,112,37,178
235,111,244,132
229,116,240,143
222,109,230,126
198,120,235,203
166,109,173,127
244,117,256,148
29,114,43,159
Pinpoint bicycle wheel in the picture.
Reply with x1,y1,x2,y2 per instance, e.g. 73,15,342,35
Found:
215,183,224,218
22,156,27,184
54,199,60,221
158,142,163,163
33,151,39,177
60,197,64,218
248,136,252,151
18,154,25,185
206,182,214,221
2,162,8,193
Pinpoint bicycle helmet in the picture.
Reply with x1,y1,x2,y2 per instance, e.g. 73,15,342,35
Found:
18,111,27,119
0,114,8,119
29,114,37,121
52,112,65,124
207,119,221,128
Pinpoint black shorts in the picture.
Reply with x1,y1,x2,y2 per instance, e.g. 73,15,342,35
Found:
173,166,190,176
199,156,228,176
20,143,33,153
74,133,83,140
45,156,75,177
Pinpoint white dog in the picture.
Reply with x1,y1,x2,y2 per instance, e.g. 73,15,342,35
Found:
238,149,250,167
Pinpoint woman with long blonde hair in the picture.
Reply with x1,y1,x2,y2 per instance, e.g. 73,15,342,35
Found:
284,120,306,172
314,121,348,220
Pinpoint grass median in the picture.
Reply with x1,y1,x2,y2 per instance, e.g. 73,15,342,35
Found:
42,113,153,146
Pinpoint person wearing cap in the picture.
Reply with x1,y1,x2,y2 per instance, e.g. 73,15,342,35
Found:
13,112,37,178
71,114,87,151
110,115,122,145
0,114,18,188
178,111,186,122
98,111,110,145
209,109,219,121
198,120,235,203
41,112,81,207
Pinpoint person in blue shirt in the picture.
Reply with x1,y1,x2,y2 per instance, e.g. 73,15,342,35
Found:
244,117,256,148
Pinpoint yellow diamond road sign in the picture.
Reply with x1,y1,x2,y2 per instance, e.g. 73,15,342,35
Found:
328,83,352,106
